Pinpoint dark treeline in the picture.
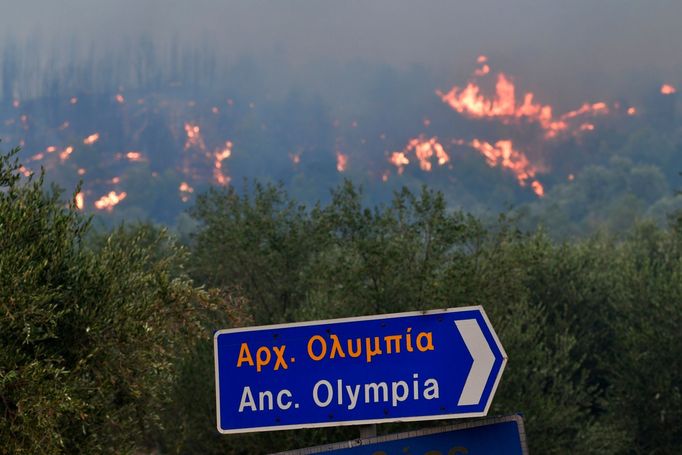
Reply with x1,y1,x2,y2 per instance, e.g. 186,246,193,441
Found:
2,145,682,453
1,36,227,100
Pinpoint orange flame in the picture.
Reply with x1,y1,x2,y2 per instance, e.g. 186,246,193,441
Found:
179,182,194,193
336,152,348,172
661,84,677,95
213,141,233,185
474,64,490,77
59,146,74,162
531,180,545,197
389,136,449,173
389,151,410,174
75,192,84,210
46,145,57,153
83,133,100,145
561,102,609,120
437,57,611,138
94,191,127,211
115,93,125,104
179,181,194,202
469,139,543,195
184,122,205,151
289,152,301,165
70,97,78,105
627,107,637,116
125,151,144,162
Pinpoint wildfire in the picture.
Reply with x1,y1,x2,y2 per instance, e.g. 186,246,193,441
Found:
389,151,410,174
83,133,100,145
179,181,194,202
437,57,610,138
8,54,667,213
75,192,84,210
661,84,677,95
389,136,449,173
561,102,609,120
126,151,144,162
289,152,301,165
469,139,543,196
336,152,348,172
531,181,545,197
184,122,206,150
179,182,194,193
474,55,490,76
94,191,127,211
213,141,233,185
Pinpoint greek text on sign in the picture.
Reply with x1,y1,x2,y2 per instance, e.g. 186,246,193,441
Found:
214,306,507,434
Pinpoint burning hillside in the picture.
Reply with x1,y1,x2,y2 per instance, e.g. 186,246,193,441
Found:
0,56,678,223
385,56,650,197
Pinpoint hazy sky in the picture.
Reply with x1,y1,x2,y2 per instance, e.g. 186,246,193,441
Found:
2,0,681,104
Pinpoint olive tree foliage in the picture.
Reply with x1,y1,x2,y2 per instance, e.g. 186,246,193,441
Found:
605,219,682,454
189,180,630,453
0,147,247,453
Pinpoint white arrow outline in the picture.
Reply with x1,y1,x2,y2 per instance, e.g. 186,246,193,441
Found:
456,318,497,406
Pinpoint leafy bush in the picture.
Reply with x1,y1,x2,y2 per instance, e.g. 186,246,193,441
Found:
0,147,247,453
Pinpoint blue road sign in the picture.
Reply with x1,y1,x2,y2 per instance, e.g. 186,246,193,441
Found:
214,306,507,434
274,415,528,455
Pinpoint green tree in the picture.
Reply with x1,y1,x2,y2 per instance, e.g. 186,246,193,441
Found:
0,146,243,453
189,181,626,453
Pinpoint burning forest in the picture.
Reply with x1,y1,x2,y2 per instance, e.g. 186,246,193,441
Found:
1,45,680,232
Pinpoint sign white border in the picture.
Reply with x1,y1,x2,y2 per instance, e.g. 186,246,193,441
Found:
214,306,508,434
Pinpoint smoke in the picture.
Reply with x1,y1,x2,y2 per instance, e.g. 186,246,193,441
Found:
2,0,682,108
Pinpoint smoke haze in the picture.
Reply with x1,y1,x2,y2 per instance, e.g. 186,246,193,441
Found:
2,0,682,106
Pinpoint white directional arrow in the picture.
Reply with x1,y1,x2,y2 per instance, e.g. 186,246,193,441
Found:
455,319,496,406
